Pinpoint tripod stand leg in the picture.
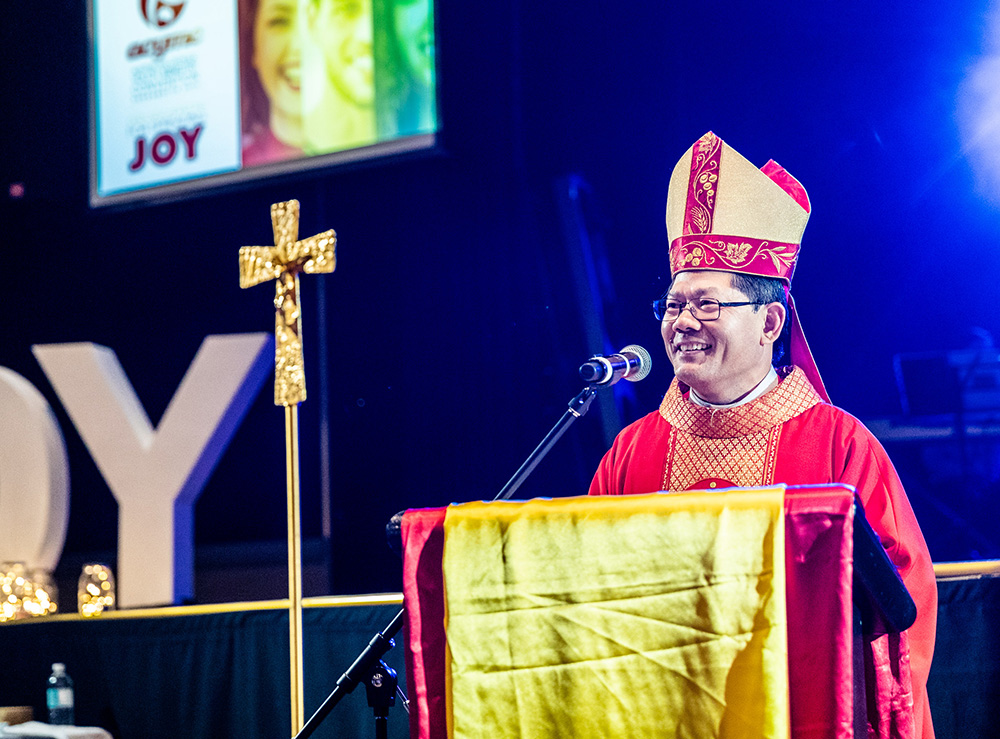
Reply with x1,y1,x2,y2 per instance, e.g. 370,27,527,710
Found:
293,609,405,739
365,661,397,739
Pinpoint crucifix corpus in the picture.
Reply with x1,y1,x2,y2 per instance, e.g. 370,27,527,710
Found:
239,199,337,734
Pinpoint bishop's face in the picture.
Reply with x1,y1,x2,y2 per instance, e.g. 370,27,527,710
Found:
662,270,780,404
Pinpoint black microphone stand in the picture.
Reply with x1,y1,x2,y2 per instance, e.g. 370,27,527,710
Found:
496,385,597,500
291,385,599,739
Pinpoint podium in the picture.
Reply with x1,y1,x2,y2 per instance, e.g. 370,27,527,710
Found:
399,485,916,739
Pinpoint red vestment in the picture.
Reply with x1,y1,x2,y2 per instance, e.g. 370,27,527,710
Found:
590,367,937,739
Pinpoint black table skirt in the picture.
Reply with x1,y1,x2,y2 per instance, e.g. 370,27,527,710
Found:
0,576,995,739
0,600,409,739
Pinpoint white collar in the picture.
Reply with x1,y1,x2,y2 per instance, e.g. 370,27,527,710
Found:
690,367,779,410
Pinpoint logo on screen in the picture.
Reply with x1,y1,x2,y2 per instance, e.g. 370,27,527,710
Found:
139,0,186,28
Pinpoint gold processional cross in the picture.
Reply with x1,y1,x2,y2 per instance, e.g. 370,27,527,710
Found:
239,199,337,406
239,199,336,734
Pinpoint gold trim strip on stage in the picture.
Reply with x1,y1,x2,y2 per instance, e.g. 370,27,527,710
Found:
0,593,404,625
933,560,1000,580
8,560,1000,623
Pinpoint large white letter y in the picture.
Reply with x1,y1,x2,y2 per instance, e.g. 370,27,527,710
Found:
33,333,273,607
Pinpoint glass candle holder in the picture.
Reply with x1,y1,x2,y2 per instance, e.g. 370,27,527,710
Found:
78,563,116,617
0,562,58,621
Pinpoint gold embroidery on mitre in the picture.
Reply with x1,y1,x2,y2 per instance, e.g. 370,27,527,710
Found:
686,132,722,235
658,367,823,491
757,241,798,275
672,237,800,279
679,245,715,269
720,240,754,264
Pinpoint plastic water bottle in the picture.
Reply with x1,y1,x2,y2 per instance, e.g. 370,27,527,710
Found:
46,663,74,726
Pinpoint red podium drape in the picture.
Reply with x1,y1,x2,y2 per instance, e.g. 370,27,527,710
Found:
401,485,856,739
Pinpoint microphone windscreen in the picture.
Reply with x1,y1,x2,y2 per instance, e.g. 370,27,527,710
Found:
621,344,652,382
386,510,405,558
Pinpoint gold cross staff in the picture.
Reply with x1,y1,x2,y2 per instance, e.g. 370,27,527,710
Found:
239,199,337,406
238,199,336,734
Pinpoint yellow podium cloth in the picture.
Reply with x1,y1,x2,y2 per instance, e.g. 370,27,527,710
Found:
441,490,789,738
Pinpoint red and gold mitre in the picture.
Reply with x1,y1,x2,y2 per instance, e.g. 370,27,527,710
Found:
665,131,830,402
666,131,810,282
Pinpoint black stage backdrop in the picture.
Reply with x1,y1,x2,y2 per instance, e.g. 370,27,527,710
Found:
3,1,1000,602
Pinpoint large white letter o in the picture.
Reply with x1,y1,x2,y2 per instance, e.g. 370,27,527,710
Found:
0,367,69,571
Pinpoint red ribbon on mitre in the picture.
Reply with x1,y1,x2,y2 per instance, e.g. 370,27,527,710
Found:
759,159,830,403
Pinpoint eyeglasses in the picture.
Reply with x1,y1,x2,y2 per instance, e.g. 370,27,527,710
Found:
652,297,763,322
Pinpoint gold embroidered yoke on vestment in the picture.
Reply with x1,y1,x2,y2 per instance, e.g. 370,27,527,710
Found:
658,367,823,491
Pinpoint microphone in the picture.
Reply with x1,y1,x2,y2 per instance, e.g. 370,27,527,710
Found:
579,344,652,386
386,510,404,558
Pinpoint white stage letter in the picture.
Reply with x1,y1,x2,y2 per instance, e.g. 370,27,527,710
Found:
0,368,70,572
33,333,273,607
